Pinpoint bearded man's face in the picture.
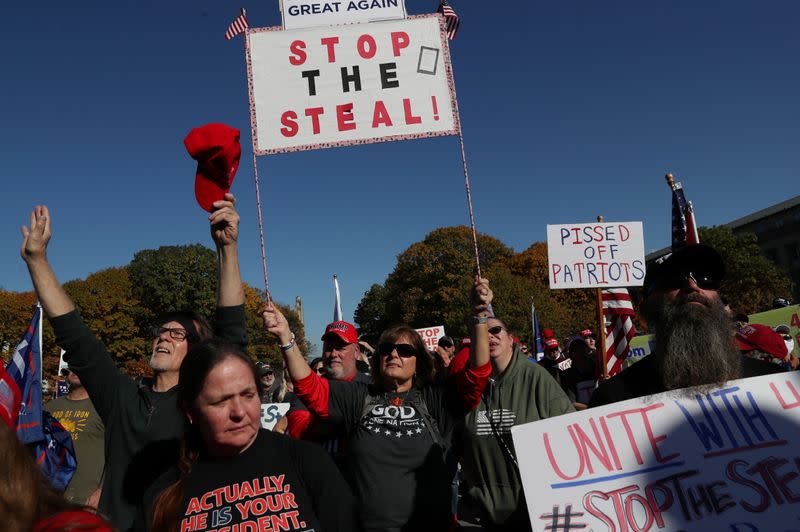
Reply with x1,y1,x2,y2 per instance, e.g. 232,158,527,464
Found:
645,289,741,393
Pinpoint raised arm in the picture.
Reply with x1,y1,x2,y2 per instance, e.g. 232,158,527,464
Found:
210,193,245,308
469,276,492,369
20,205,75,318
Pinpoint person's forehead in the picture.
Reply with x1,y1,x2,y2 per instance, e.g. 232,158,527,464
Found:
160,320,186,330
203,358,257,391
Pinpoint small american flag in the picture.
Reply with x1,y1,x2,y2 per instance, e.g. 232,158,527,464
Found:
602,288,636,377
669,178,699,251
437,0,460,41
224,8,249,41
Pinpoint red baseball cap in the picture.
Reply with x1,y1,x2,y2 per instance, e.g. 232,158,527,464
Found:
321,321,358,344
735,324,789,360
544,338,559,348
580,329,595,338
184,123,241,212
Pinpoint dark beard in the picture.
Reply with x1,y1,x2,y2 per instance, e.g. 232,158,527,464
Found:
650,292,741,393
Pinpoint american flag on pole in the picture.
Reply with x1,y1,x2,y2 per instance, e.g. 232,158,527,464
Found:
602,288,636,377
669,177,699,251
224,8,249,41
437,0,460,40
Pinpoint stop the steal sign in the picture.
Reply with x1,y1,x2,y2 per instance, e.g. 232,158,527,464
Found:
247,15,459,154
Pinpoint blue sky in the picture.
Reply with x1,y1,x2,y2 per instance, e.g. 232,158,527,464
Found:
2,1,798,355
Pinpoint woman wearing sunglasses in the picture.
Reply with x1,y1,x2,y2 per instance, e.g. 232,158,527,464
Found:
263,277,492,531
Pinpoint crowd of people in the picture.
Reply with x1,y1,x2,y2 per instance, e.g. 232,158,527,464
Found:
4,197,797,532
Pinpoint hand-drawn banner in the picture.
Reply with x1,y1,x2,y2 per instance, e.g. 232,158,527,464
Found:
246,14,459,154
281,0,406,30
415,325,446,351
511,372,800,531
547,222,645,289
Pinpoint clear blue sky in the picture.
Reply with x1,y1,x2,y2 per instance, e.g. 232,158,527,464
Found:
2,1,798,355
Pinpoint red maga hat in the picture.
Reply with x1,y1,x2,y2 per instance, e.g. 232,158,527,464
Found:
735,324,789,360
184,123,241,212
321,321,358,344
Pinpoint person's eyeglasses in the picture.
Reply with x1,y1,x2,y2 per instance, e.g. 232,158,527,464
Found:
488,326,505,336
377,343,417,358
151,326,188,341
315,367,325,374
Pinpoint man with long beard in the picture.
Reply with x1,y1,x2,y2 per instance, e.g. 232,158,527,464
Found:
590,244,782,407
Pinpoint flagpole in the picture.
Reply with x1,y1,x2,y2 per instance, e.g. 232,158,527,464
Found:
36,301,43,383
594,216,608,379
439,12,482,279
242,23,272,304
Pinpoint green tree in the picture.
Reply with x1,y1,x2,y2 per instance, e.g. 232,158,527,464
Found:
242,285,309,365
355,226,515,343
63,267,148,364
353,284,390,345
699,226,794,314
128,244,219,319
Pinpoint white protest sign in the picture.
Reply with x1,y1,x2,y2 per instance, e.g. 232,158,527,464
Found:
547,221,645,289
415,325,446,351
260,402,291,430
247,15,459,154
281,0,406,30
511,372,800,531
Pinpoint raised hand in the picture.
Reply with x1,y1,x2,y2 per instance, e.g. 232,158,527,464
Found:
262,303,293,345
21,205,52,263
209,193,240,249
471,276,493,316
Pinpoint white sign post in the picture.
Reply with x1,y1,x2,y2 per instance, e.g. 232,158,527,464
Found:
281,0,406,30
547,221,646,289
511,372,800,531
246,15,459,154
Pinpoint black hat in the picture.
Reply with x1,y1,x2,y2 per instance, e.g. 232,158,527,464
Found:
256,362,274,376
438,336,454,348
643,244,725,296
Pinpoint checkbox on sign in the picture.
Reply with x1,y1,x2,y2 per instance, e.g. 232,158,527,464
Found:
417,46,440,75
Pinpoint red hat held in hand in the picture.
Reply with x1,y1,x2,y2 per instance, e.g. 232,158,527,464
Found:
184,123,241,212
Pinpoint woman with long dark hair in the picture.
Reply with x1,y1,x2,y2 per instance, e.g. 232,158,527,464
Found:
263,277,493,531
143,338,358,532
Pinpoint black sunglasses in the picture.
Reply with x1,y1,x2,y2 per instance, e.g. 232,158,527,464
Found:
377,343,417,358
488,326,505,336
658,271,720,292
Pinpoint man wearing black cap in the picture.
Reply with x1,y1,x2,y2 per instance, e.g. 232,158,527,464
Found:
590,244,783,407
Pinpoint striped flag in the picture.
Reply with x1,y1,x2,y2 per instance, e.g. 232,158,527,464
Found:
224,8,249,41
437,0,460,40
333,274,343,322
669,176,699,251
602,289,636,377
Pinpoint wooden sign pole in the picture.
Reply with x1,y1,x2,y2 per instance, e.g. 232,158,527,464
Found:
595,215,609,379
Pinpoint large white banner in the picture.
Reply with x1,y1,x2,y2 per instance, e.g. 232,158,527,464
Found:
247,15,459,154
547,221,646,289
260,402,291,430
511,372,800,531
281,0,406,30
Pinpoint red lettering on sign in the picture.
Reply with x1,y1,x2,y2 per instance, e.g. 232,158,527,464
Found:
336,103,355,131
321,36,340,63
280,111,299,137
305,107,325,135
289,40,307,66
391,31,409,57
371,100,392,128
357,34,377,59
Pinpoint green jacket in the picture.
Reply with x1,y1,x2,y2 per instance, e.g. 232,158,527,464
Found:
458,346,574,528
